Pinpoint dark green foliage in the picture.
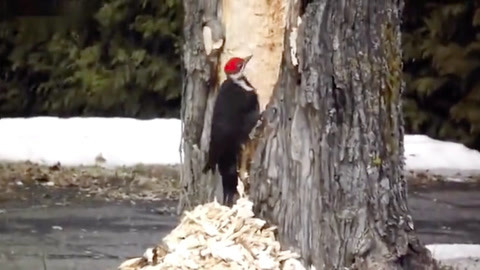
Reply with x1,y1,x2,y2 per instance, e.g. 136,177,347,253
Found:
2,0,480,150
403,0,480,150
0,0,182,118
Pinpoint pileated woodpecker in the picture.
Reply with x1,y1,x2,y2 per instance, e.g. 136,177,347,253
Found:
203,55,260,206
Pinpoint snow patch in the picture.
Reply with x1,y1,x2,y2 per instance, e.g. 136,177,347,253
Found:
0,117,182,167
427,244,480,270
404,134,480,173
1,118,480,180
426,244,480,261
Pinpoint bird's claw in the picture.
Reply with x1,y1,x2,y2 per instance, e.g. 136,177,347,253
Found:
249,119,263,140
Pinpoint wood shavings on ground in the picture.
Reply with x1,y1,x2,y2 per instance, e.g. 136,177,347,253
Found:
118,197,304,270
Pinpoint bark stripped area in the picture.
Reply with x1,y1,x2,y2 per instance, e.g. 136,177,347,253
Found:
219,0,287,110
180,0,287,211
250,0,439,269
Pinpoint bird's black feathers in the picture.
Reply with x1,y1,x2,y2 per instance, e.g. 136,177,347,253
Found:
203,77,260,206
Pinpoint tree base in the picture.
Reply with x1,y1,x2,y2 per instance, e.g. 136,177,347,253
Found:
353,236,444,270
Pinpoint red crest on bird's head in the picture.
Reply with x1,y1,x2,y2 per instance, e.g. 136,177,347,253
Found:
223,55,252,75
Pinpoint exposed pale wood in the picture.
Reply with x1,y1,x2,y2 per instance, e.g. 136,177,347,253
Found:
219,0,287,111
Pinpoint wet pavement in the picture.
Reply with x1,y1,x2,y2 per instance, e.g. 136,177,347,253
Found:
410,183,480,245
0,201,178,270
0,183,479,270
0,186,179,270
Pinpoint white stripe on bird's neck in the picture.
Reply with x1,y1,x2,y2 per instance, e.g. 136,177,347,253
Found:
229,72,254,91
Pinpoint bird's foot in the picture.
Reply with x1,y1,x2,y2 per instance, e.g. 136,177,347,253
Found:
223,193,234,207
223,188,239,207
249,119,263,140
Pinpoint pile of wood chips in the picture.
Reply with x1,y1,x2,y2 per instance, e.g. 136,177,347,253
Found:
118,197,305,270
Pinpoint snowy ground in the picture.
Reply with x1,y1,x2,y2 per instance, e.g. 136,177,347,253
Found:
426,244,480,269
405,135,480,178
0,116,479,268
1,116,480,173
0,117,181,167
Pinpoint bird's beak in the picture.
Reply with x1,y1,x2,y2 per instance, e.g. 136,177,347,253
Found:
243,55,253,65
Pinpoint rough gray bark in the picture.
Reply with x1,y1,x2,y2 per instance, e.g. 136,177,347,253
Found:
250,0,439,269
179,0,223,212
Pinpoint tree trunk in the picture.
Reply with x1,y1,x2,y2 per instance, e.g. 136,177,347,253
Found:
178,0,214,211
249,0,440,269
181,0,439,269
